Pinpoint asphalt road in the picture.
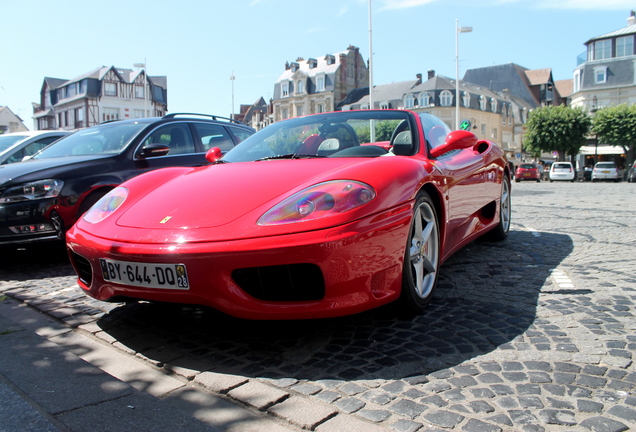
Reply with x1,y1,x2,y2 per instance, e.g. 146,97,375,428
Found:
1,180,635,432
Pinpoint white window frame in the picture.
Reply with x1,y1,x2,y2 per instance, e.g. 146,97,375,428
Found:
420,92,430,106
594,66,607,84
317,75,325,92
317,103,325,113
104,82,117,96
462,92,470,108
297,80,304,95
379,102,389,109
103,107,120,122
616,35,634,57
573,70,581,93
479,95,487,111
281,81,289,98
490,98,498,113
594,39,611,60
135,85,145,99
440,90,453,107
404,94,415,108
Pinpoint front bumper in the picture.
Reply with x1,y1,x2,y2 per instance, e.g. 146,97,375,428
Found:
66,204,413,320
0,198,60,244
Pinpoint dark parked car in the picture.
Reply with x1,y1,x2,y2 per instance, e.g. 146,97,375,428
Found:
0,114,254,245
0,130,70,164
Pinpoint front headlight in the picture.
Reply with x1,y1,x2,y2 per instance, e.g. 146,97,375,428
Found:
258,180,376,226
83,187,128,224
0,179,64,203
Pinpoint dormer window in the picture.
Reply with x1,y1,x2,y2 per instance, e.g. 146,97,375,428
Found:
490,98,498,113
290,62,299,72
325,54,335,65
316,75,325,92
440,90,453,107
479,95,487,111
308,58,318,69
594,66,607,84
296,80,304,94
281,81,290,97
420,92,430,106
404,94,415,108
462,92,470,108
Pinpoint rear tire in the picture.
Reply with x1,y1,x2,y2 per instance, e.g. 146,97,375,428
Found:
400,192,440,312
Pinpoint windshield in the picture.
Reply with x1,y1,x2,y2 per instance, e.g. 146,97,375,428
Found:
0,135,28,152
223,110,416,162
33,121,150,159
596,162,615,168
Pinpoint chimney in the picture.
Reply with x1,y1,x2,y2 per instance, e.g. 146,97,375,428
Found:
416,73,422,85
427,70,435,80
628,10,636,26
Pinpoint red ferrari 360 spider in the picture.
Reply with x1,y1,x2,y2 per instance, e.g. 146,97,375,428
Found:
66,110,511,320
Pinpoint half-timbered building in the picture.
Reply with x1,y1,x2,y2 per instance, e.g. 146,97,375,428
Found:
32,66,167,131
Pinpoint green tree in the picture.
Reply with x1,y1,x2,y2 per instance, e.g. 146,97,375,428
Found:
591,103,636,167
523,105,591,161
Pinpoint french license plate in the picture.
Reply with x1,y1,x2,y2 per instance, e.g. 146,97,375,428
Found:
99,259,189,290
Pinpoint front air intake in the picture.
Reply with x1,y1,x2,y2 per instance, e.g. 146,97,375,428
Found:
232,264,325,301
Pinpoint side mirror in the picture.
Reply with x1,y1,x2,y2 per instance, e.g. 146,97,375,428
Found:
139,143,170,158
205,147,223,163
429,130,478,158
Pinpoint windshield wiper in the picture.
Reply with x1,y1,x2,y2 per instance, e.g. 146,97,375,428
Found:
256,153,325,161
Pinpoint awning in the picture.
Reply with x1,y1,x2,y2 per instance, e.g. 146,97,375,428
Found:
579,145,625,155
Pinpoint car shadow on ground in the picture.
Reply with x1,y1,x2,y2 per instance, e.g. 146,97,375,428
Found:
96,229,573,382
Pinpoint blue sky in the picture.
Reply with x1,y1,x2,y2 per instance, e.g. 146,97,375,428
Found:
1,0,634,126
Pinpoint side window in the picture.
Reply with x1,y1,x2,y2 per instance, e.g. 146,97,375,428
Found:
5,149,25,164
193,124,235,152
143,123,195,155
229,128,252,144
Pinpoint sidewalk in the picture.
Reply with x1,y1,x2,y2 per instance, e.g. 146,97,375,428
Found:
0,297,297,432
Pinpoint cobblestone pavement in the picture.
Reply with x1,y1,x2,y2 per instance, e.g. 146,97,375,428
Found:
1,181,635,432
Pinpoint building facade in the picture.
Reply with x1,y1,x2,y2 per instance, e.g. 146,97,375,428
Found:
339,71,526,164
272,45,368,121
570,11,636,169
0,106,28,133
32,66,167,131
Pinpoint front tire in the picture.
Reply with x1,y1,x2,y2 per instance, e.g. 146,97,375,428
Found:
400,192,440,312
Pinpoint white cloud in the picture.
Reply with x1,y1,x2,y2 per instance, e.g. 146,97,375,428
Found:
377,0,438,10
496,0,634,9
377,0,635,10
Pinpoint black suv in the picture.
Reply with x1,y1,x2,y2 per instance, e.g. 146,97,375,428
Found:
0,114,255,245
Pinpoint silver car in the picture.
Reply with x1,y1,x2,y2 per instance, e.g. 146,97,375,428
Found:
0,130,70,164
591,161,620,182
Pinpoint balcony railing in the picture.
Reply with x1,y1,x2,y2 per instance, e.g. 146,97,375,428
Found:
577,52,587,66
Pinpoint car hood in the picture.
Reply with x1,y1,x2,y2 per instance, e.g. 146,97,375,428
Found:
116,159,375,229
0,155,111,185
78,157,428,244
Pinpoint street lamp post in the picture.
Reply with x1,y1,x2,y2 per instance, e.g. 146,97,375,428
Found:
133,60,148,117
230,71,235,120
455,20,472,130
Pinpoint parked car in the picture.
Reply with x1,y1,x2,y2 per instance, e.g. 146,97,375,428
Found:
66,110,512,320
628,162,636,183
515,163,541,182
549,162,575,182
591,161,620,182
0,114,254,245
0,130,70,164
